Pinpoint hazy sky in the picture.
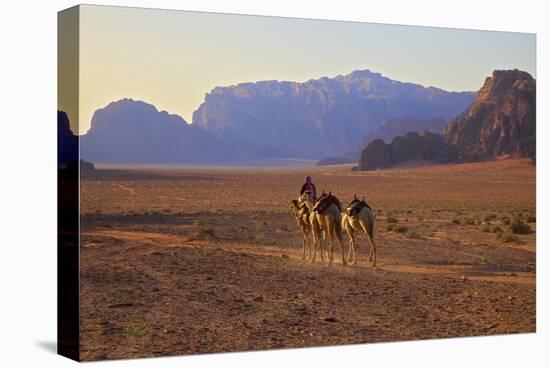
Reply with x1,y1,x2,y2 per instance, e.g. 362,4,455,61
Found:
69,4,536,134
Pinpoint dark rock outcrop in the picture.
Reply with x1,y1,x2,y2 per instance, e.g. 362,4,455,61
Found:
358,69,536,171
444,69,536,162
58,110,78,165
359,139,394,170
359,131,456,171
193,70,474,159
363,117,448,145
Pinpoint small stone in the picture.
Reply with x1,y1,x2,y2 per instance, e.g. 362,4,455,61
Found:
323,316,338,323
252,295,264,302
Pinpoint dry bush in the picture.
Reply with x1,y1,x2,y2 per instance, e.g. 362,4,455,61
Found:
387,216,399,224
394,225,408,233
462,218,476,225
480,225,490,233
509,219,531,234
483,213,497,223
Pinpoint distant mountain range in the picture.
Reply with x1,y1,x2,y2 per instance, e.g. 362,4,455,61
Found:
64,68,533,167
193,70,474,159
80,99,246,164
358,69,536,170
75,70,474,164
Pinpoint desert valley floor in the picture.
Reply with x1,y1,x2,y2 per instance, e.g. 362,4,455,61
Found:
78,159,535,361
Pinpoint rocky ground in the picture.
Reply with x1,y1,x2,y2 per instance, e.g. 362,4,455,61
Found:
78,159,536,361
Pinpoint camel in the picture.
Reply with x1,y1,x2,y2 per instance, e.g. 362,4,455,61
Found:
313,192,347,266
288,199,313,260
298,191,327,263
342,195,377,266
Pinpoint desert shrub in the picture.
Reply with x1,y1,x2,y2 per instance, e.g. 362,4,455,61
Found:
394,225,408,233
501,216,511,225
406,209,413,214
509,219,531,234
406,231,422,239
387,216,399,224
451,218,461,225
480,225,490,233
491,226,503,233
386,224,396,232
124,327,147,336
483,213,497,222
462,218,476,225
195,225,216,238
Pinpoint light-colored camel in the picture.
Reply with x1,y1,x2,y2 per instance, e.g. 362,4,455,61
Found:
342,195,377,266
298,192,327,263
313,192,347,266
288,199,313,261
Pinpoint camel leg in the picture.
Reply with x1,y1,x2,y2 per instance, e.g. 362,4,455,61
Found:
367,235,376,267
311,223,323,264
351,238,357,265
359,219,375,266
337,230,347,267
339,239,347,266
301,228,307,260
346,227,356,265
310,230,317,264
326,228,334,266
366,234,376,267
319,229,326,262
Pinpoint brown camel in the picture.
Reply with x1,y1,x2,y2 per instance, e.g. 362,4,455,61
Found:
313,192,347,266
342,195,377,266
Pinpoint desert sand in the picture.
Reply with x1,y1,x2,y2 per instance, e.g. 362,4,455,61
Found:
78,159,535,361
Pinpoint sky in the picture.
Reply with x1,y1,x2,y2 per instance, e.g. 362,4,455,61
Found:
62,4,536,134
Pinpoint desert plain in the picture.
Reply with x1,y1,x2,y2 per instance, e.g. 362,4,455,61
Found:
78,159,535,360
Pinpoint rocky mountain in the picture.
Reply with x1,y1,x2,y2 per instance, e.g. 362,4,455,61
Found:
363,117,448,145
80,99,245,164
58,110,78,165
193,70,475,159
444,69,536,162
359,131,456,171
358,69,536,170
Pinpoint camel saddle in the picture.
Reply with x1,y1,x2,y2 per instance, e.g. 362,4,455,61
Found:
347,198,372,217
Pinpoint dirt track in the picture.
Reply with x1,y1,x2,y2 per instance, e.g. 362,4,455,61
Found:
78,160,536,361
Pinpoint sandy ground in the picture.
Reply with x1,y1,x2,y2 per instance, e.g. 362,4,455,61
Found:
78,159,535,361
